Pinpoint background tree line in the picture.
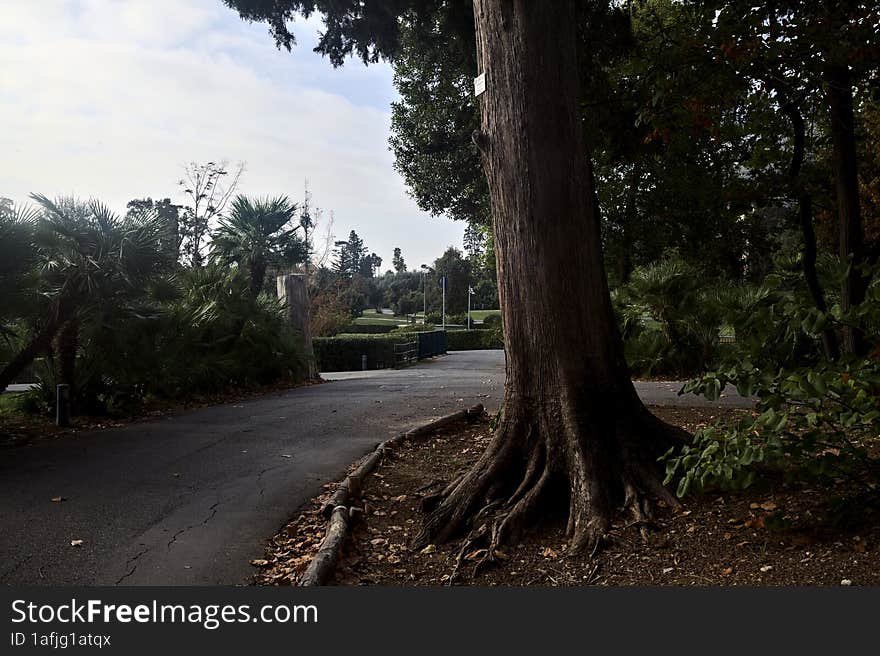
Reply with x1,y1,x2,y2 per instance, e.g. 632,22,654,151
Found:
308,226,498,337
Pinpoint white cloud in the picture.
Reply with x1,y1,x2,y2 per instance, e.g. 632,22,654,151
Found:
0,0,465,270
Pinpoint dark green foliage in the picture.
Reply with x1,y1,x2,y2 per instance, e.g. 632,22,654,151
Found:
313,333,411,372
664,260,880,498
332,230,381,279
0,199,40,342
28,266,303,414
425,247,472,314
221,1,474,67
389,12,488,226
615,254,727,377
447,329,503,351
392,247,406,273
1,193,307,415
446,312,468,326
126,198,181,266
211,195,307,295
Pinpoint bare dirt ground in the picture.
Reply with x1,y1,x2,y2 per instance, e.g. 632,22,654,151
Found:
253,407,880,586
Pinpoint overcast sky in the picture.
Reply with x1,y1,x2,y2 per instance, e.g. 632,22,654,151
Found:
0,0,466,270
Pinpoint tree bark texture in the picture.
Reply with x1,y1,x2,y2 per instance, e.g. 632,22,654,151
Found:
277,273,317,379
413,0,687,561
825,61,866,355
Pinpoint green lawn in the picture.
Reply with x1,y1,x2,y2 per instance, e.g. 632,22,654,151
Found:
352,309,407,325
353,308,501,327
352,315,409,325
469,309,501,321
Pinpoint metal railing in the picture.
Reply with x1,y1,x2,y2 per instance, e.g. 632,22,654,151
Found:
417,330,447,359
393,339,419,368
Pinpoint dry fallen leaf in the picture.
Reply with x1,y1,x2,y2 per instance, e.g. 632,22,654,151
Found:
70,539,84,547
464,549,487,561
721,567,733,576
250,559,269,567
759,565,773,573
760,501,777,512
420,544,437,555
744,516,766,529
50,496,66,503
541,547,559,559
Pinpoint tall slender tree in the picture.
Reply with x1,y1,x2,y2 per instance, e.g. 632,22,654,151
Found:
392,247,407,273
178,160,244,267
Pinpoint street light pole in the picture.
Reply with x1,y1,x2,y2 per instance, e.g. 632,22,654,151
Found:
467,286,473,330
441,276,446,331
420,264,428,321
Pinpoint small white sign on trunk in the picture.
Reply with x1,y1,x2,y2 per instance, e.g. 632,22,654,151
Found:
474,72,486,97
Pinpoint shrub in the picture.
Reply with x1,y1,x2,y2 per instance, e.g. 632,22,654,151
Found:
338,323,399,334
446,312,468,326
615,254,729,377
392,323,436,333
313,334,412,372
662,260,880,500
447,329,504,351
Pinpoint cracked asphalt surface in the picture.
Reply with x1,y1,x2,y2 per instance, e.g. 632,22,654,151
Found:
0,350,750,585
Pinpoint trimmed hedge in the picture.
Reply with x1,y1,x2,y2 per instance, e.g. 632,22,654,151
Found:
314,334,412,372
392,323,436,333
338,323,399,334
447,329,504,351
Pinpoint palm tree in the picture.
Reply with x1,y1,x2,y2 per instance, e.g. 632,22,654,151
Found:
0,194,168,394
210,195,306,296
0,201,40,345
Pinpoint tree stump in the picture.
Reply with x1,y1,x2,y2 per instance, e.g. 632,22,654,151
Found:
277,273,317,379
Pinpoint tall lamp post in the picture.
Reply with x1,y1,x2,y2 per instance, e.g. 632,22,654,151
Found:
468,286,474,330
420,264,428,321
440,275,447,331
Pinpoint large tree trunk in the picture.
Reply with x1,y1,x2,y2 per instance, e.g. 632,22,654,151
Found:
250,259,267,296
413,0,687,560
825,61,866,355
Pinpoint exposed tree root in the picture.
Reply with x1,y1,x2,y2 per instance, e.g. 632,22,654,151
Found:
411,397,688,580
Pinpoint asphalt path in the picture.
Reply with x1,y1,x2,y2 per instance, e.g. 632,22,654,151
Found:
0,350,750,585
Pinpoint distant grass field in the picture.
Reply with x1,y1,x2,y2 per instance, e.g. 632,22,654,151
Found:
352,309,407,326
353,308,501,328
352,315,408,325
